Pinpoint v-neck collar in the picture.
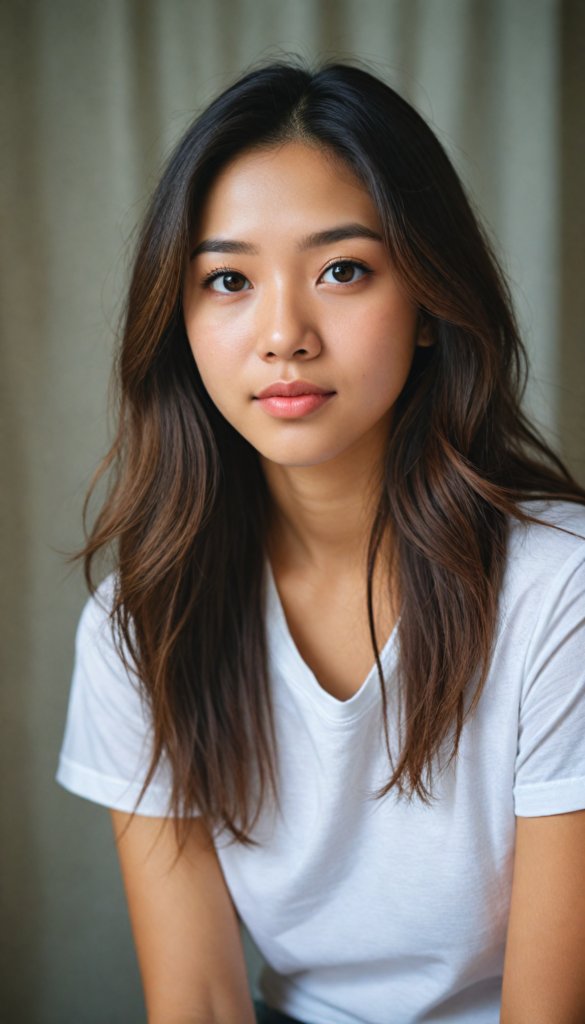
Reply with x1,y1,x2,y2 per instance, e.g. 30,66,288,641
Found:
265,563,399,726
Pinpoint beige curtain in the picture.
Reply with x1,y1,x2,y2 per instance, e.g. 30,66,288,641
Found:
0,1,583,1020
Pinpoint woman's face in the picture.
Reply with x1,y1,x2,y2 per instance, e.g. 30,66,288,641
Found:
183,143,430,467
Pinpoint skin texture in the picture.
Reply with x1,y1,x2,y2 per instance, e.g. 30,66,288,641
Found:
111,812,255,1024
183,143,428,471
500,810,585,1024
183,142,432,699
114,143,585,1023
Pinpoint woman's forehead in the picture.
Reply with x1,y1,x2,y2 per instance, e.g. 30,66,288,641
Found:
194,143,379,245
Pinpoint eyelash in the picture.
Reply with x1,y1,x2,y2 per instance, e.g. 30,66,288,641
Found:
321,258,373,282
201,264,234,288
200,258,373,289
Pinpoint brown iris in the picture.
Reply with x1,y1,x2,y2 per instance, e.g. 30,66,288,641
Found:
330,262,356,282
222,272,247,291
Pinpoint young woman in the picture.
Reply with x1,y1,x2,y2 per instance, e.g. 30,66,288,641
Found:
58,62,585,1024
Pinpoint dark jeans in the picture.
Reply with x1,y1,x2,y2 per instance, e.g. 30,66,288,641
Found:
254,999,309,1024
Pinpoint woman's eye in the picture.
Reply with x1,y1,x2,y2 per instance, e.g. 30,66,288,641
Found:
321,261,368,284
208,271,251,293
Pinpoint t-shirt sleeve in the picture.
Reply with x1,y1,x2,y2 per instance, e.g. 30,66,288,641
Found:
513,544,585,817
56,579,174,816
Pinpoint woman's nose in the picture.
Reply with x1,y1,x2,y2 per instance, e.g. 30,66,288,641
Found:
255,281,322,362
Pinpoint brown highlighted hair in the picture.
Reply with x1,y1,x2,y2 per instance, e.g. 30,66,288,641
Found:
81,61,585,841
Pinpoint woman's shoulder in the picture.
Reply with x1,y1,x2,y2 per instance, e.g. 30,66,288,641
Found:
503,499,585,625
507,502,585,819
77,573,116,640
71,574,144,719
509,499,585,570
58,574,172,814
75,574,134,672
75,569,138,671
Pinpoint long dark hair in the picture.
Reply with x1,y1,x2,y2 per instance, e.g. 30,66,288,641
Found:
81,60,585,841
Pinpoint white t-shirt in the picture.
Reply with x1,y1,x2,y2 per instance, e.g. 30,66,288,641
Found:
57,503,585,1024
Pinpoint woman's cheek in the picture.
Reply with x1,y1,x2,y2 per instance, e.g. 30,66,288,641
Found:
189,337,254,432
339,322,417,412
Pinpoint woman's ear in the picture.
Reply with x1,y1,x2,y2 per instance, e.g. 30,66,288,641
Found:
416,314,436,348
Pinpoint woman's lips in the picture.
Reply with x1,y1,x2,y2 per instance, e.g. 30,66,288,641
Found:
258,393,333,417
255,381,336,419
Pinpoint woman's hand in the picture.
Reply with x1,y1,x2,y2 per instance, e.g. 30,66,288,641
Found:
110,810,256,1024
501,809,585,1023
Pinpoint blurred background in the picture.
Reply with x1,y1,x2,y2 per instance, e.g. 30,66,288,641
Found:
0,1,583,1021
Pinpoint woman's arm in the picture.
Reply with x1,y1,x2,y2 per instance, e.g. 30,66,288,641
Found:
110,810,256,1024
500,809,585,1024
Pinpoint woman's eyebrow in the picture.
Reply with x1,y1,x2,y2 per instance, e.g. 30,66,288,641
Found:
190,238,258,259
190,224,382,260
298,224,383,250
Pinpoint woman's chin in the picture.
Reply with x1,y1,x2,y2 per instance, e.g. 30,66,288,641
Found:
257,440,352,469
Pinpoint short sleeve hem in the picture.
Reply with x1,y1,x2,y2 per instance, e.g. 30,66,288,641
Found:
56,753,173,817
514,778,585,817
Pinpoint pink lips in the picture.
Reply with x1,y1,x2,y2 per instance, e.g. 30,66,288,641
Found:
255,380,336,419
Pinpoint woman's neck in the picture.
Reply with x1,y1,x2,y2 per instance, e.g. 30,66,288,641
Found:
261,413,390,575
